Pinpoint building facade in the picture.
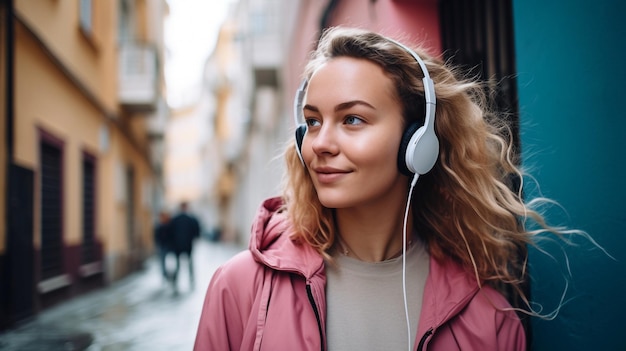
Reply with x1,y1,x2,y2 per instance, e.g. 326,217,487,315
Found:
1,0,168,329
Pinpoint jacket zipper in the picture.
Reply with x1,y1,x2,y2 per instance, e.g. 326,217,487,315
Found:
306,284,324,351
416,328,433,351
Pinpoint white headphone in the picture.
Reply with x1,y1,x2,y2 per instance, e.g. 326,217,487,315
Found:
293,37,439,176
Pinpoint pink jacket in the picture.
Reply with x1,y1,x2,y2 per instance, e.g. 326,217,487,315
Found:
194,197,526,350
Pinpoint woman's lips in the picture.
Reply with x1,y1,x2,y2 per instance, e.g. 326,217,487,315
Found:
312,166,351,184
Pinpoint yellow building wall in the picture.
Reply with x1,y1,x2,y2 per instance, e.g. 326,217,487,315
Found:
13,2,154,282
104,128,153,253
15,23,103,247
14,0,118,111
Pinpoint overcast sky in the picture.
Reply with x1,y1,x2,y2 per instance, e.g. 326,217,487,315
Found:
164,0,233,108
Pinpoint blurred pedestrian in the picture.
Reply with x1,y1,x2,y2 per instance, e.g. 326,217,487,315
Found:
169,201,201,293
153,210,171,283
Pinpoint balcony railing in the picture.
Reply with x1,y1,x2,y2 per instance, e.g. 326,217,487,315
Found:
118,43,158,112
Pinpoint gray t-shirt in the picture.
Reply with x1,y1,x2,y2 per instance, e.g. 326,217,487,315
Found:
325,241,429,350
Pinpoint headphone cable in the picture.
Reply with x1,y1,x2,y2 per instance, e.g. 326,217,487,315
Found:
403,173,419,351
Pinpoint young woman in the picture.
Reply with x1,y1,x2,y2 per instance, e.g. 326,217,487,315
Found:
194,27,544,350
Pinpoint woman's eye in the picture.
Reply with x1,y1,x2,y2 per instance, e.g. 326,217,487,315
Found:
305,118,320,127
345,115,364,125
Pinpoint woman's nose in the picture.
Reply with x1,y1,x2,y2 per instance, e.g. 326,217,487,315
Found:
310,123,339,156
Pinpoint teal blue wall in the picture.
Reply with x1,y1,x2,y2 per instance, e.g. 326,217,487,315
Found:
513,1,626,349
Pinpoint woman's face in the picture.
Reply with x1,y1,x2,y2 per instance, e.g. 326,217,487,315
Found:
301,56,408,209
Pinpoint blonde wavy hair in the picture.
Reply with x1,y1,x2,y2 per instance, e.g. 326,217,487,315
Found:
282,27,560,311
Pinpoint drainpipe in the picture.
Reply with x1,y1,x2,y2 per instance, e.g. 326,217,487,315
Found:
5,0,14,163
2,0,15,329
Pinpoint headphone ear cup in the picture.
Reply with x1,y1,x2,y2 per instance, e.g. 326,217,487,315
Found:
405,125,439,175
397,123,420,176
294,124,307,166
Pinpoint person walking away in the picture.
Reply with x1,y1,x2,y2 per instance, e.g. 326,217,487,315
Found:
169,201,200,293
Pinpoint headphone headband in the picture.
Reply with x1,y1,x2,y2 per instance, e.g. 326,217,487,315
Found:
385,38,436,134
293,79,308,131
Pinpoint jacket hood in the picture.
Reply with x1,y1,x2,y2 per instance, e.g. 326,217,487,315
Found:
248,197,324,280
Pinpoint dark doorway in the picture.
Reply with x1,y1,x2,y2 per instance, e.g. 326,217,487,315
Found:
6,163,35,324
81,154,97,264
439,0,520,152
439,0,529,339
40,140,64,280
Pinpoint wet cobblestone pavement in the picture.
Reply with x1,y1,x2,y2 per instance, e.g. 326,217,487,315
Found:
0,240,243,350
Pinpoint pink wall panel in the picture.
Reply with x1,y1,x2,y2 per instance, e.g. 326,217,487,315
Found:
329,0,442,55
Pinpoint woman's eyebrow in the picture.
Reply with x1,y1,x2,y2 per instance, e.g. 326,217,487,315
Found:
334,100,375,111
303,100,375,113
303,104,319,113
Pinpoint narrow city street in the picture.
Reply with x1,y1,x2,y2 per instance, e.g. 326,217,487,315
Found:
0,239,243,351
